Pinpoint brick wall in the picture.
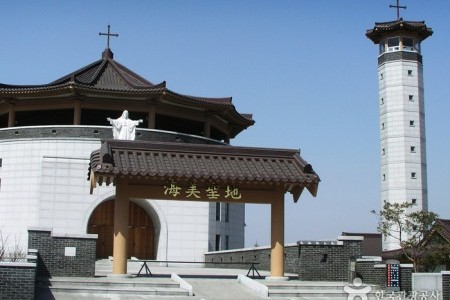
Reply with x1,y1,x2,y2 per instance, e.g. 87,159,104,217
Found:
0,262,36,300
28,228,97,277
205,236,363,281
205,244,297,273
355,259,413,292
442,271,450,300
297,236,362,281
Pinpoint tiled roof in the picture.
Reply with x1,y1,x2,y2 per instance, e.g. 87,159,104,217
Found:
366,19,433,44
89,139,320,201
0,48,254,136
434,219,450,242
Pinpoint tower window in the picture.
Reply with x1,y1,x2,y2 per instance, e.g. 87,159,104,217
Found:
381,98,384,105
402,37,414,51
409,95,414,101
0,158,2,167
380,73,384,80
408,70,413,76
387,37,400,52
410,146,416,153
382,148,386,155
411,172,416,179
382,123,385,130
411,199,417,205
383,174,386,181
410,120,415,127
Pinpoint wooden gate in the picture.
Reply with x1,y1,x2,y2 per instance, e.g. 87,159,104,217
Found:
87,200,154,259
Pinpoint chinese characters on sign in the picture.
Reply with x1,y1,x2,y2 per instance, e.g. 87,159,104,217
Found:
163,183,242,200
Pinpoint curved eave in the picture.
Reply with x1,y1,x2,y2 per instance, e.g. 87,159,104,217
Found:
0,83,166,99
164,89,255,134
366,19,433,44
89,140,320,201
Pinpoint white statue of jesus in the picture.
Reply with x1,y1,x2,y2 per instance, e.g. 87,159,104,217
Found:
107,110,143,140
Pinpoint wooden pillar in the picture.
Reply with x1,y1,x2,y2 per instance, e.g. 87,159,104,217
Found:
148,106,155,129
73,100,81,125
270,196,285,278
203,120,211,138
112,178,129,275
8,104,15,127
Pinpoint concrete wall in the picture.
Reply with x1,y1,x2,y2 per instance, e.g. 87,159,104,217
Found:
0,262,36,300
28,228,97,277
0,127,244,263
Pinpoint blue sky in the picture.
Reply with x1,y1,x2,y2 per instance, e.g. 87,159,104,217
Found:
1,1,449,247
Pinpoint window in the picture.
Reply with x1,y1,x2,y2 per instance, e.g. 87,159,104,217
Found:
215,235,221,251
411,199,417,205
408,70,413,76
381,98,384,105
380,73,384,80
215,202,221,221
225,235,229,250
410,146,416,153
410,120,415,127
402,37,414,51
383,174,386,181
379,43,386,54
387,37,400,51
0,158,2,167
224,203,230,222
382,123,385,130
411,172,416,179
409,95,414,101
382,148,386,155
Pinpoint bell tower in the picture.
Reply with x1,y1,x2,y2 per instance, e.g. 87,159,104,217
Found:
366,3,433,251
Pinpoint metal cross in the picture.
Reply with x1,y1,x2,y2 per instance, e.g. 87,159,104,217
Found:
389,0,406,20
99,24,119,49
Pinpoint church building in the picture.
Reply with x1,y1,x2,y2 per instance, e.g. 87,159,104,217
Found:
0,41,256,262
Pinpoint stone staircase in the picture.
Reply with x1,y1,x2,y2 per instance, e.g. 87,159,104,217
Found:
35,276,191,299
265,281,382,299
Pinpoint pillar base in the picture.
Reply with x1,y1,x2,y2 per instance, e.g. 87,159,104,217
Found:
107,274,132,278
265,276,289,281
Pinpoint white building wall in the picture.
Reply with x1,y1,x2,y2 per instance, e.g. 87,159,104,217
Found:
379,58,428,251
0,133,245,261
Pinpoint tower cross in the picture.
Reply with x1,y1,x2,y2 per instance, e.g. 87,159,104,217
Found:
99,24,119,49
389,0,406,20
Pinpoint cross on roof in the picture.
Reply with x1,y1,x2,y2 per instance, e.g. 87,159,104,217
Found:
389,0,406,20
99,24,119,49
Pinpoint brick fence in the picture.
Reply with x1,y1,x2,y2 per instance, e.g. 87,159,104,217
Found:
28,227,97,277
355,257,413,292
0,261,36,300
205,236,363,281
443,271,450,300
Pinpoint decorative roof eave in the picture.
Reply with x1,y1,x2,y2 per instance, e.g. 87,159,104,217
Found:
0,82,166,99
366,19,433,44
164,89,254,129
89,139,319,202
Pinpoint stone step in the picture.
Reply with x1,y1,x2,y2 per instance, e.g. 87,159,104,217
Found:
269,288,382,298
264,280,382,299
36,276,189,297
39,276,180,288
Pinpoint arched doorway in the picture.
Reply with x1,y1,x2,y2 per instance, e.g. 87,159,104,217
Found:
87,200,155,259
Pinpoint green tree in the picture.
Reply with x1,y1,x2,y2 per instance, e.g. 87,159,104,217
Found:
371,201,438,272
